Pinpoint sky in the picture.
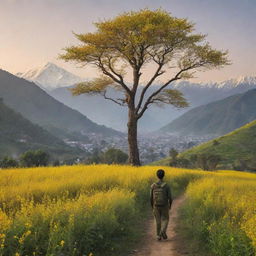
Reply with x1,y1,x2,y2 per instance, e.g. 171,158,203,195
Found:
0,0,255,82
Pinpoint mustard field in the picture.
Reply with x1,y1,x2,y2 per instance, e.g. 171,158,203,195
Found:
181,171,256,256
0,165,255,256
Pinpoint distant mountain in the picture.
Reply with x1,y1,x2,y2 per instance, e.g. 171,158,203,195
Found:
152,120,256,168
0,69,120,141
16,62,85,91
48,75,256,131
49,85,187,132
170,76,256,106
0,99,81,159
160,89,256,136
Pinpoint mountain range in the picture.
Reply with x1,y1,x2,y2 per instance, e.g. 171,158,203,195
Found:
160,89,256,137
50,75,256,131
15,63,256,132
0,69,120,142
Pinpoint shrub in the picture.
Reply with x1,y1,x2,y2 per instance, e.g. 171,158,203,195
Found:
20,150,49,167
0,157,19,169
102,148,128,164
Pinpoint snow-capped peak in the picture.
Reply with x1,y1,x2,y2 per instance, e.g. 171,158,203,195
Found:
217,76,256,89
16,62,86,91
171,75,256,90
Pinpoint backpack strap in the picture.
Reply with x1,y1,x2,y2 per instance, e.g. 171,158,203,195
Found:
152,182,166,190
160,182,166,188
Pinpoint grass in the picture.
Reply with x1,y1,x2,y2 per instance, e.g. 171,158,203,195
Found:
0,165,255,256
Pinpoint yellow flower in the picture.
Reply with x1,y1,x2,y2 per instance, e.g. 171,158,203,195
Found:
19,230,31,244
0,233,5,249
60,240,65,247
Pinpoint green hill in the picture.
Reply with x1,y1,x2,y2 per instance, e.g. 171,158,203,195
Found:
0,99,81,159
154,120,256,169
160,89,256,137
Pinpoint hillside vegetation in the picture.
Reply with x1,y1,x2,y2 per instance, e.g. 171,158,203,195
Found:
0,99,81,159
179,120,256,169
154,120,256,169
160,89,256,137
0,165,255,256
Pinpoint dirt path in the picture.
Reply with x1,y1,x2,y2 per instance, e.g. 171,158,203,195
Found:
131,196,190,256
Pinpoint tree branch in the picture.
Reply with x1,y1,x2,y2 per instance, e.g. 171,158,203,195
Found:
135,63,165,113
97,57,131,95
137,64,198,119
135,46,175,113
102,91,127,106
106,56,126,84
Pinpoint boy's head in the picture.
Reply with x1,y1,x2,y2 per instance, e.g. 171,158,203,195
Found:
156,169,165,180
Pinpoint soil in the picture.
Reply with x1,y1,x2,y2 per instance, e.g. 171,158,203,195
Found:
130,196,199,256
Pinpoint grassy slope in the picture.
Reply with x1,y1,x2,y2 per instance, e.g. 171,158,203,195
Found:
153,120,256,167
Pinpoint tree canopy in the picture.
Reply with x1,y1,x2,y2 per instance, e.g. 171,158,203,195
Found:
60,9,228,114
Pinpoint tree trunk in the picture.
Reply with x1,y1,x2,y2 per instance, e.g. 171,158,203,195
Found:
127,108,141,166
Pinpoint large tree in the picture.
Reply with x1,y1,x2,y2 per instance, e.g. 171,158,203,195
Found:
60,9,229,166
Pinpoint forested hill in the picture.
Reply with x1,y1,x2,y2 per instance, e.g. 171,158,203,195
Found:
179,120,256,169
160,89,256,137
0,99,81,158
0,69,121,139
154,120,256,169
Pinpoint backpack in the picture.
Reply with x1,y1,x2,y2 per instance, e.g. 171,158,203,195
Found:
152,182,167,206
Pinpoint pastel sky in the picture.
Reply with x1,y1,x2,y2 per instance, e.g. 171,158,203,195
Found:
0,0,255,82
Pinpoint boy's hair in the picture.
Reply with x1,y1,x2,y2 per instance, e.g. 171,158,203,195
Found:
156,169,165,179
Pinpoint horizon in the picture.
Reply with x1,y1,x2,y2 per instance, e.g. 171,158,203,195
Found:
0,0,256,83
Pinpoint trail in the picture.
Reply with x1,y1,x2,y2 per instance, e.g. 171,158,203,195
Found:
131,196,190,256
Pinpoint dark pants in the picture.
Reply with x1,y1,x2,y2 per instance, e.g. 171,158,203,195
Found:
153,205,169,236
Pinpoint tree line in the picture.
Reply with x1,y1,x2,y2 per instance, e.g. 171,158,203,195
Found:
0,150,50,169
169,148,256,172
0,148,129,169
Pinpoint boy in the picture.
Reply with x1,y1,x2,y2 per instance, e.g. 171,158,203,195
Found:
150,169,172,241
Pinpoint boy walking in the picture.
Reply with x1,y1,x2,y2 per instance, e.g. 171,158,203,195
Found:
150,169,172,241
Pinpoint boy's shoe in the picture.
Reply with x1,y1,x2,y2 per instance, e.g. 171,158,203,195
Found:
161,232,168,240
157,235,161,241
